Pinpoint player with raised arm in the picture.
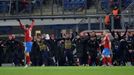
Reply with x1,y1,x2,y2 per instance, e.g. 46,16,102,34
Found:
17,19,35,67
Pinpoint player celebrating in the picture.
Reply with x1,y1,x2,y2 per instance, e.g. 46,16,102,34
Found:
17,19,35,67
101,31,112,66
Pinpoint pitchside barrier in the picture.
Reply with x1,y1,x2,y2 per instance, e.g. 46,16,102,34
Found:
0,14,133,30
0,14,133,20
1,63,15,67
81,29,134,35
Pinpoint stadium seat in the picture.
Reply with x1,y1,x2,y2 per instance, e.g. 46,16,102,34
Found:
75,0,80,6
64,0,72,10
100,0,133,12
79,0,85,7
124,0,133,8
32,0,43,9
0,1,9,13
64,3,72,10
101,0,110,12
64,0,85,11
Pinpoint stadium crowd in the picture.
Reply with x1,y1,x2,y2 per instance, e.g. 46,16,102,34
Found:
0,26,133,67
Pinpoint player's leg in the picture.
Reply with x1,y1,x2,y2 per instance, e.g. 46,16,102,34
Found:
25,52,31,65
87,55,92,66
102,57,107,66
105,48,112,66
102,48,107,66
92,53,97,66
25,42,33,67
107,57,112,66
76,57,80,66
132,52,134,65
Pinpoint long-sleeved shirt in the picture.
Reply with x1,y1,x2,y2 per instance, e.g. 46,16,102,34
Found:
19,21,35,42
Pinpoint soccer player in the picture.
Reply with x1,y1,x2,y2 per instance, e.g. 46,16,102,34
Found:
101,31,112,66
17,19,35,67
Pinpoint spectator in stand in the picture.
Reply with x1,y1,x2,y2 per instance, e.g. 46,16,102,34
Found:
112,6,121,29
10,0,16,14
104,13,111,29
19,0,33,13
110,0,120,9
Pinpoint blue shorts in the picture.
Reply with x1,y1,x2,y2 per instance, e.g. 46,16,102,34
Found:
24,42,33,53
102,48,111,57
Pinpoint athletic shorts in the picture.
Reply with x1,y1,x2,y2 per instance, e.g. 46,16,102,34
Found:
24,42,33,53
102,48,111,57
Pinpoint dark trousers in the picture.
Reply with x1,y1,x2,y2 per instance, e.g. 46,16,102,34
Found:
41,50,49,66
88,51,97,66
129,52,134,65
114,18,121,29
64,49,74,65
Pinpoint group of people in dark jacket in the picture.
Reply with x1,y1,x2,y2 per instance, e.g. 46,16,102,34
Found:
0,27,134,66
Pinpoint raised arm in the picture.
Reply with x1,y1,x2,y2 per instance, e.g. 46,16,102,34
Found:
108,26,115,37
29,19,35,29
122,26,128,37
117,26,128,40
17,19,26,30
116,31,121,40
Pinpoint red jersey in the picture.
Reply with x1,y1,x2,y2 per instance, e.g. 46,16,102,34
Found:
102,35,110,49
19,21,35,42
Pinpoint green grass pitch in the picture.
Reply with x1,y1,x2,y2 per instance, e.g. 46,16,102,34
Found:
0,66,133,75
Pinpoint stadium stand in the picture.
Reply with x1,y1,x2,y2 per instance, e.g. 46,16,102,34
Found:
100,0,110,13
100,0,133,13
0,0,10,13
64,0,85,11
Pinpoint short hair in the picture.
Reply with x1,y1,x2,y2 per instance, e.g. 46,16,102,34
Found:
25,24,29,28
